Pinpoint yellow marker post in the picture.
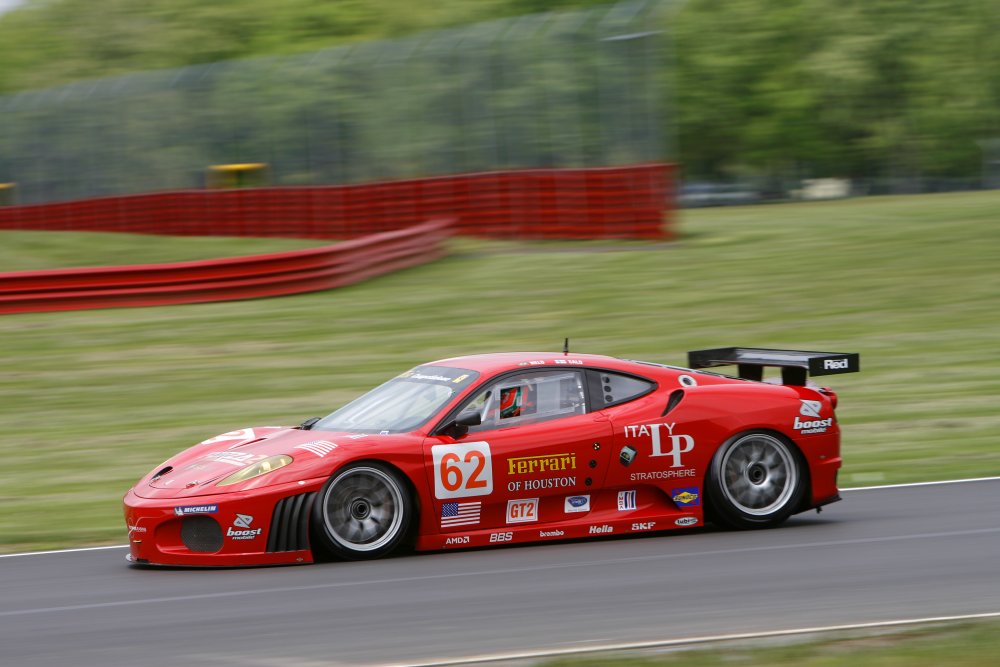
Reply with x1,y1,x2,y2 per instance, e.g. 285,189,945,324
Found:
206,163,268,189
0,183,16,206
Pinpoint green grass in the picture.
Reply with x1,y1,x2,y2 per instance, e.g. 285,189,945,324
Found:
1,191,999,551
0,230,325,271
541,620,1000,667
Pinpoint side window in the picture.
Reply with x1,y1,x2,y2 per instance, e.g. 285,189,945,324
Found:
589,370,655,408
465,371,587,432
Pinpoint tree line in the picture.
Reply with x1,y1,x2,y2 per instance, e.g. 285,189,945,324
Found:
0,0,997,183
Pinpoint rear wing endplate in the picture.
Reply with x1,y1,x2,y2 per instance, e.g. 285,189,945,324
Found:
687,347,860,386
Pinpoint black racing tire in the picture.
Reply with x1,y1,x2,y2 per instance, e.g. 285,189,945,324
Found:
706,430,806,529
313,462,414,560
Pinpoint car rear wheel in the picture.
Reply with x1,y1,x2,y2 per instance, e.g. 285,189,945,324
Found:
314,462,413,560
707,431,805,529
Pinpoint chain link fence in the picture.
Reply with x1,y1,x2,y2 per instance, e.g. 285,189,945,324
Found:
0,1,670,206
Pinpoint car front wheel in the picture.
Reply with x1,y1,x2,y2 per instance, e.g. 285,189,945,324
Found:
314,462,413,560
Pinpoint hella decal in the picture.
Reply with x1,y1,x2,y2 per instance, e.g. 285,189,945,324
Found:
589,525,613,534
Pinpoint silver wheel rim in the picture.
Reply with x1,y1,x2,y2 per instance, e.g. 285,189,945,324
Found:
720,433,797,516
322,466,404,552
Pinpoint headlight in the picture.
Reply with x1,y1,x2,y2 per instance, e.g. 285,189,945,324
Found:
216,455,293,487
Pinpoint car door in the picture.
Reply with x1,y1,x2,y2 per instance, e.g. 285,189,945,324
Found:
422,368,614,534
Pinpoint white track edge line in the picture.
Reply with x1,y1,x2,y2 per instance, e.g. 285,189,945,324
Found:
3,475,1000,559
392,611,1000,667
0,544,128,558
841,475,1000,491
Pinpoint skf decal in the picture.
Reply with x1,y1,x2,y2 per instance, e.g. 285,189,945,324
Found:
671,487,700,507
632,522,656,531
617,490,637,511
431,442,493,499
506,498,539,524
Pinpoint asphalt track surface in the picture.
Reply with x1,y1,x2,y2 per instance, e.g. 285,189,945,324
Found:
3,479,999,667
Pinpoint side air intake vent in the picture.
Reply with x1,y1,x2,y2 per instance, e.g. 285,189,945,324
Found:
267,492,315,553
662,390,684,416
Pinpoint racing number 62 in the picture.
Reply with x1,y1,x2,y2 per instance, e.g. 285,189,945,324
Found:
440,450,488,491
431,442,494,499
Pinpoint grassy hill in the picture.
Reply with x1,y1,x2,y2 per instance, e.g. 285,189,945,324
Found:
1,191,998,551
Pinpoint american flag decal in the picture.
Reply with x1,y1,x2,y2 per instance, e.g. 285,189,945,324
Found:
441,501,482,528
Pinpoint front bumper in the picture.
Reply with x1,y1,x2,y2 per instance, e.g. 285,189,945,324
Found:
123,479,323,567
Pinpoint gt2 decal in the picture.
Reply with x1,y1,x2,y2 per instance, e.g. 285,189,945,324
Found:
431,441,494,499
506,498,539,524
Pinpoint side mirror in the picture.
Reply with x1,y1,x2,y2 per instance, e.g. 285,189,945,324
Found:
447,410,482,438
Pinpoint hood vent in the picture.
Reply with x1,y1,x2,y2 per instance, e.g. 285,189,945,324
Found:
150,466,173,482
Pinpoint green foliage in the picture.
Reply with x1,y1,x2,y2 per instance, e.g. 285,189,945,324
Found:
3,0,997,182
673,0,1000,179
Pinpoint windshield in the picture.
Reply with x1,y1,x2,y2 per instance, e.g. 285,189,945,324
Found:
313,366,479,434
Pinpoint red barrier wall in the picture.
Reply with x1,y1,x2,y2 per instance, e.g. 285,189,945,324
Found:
0,164,674,241
0,219,451,315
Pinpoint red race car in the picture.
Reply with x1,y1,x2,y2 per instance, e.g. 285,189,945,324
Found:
123,347,859,566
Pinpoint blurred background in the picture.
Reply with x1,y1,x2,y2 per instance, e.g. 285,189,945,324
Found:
1,0,998,203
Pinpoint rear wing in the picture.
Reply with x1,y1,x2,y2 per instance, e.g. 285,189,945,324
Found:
687,347,860,386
